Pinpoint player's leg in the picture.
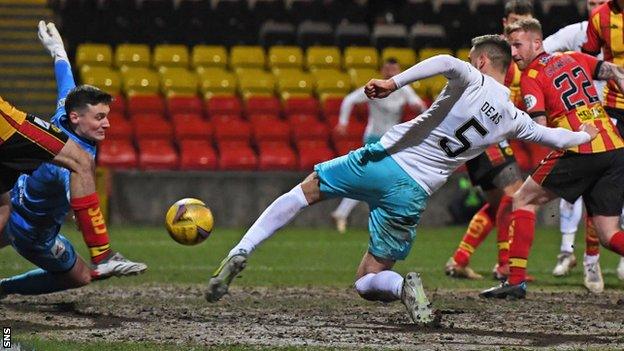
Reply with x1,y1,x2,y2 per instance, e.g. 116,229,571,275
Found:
0,192,10,237
331,198,360,233
582,217,603,293
0,234,90,297
553,198,582,276
618,206,624,280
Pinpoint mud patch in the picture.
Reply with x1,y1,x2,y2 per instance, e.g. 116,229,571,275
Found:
1,285,623,349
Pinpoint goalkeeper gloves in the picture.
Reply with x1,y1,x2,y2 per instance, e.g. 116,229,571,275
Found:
37,20,68,62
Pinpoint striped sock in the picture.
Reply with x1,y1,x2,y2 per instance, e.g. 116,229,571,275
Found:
585,218,600,257
453,203,494,267
496,195,513,267
508,209,536,285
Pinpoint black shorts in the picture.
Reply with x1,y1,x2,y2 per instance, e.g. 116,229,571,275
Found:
532,148,624,217
467,142,520,191
0,114,68,193
604,106,624,138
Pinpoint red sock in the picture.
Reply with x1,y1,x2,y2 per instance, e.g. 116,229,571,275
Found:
608,231,624,256
453,203,494,267
496,195,513,267
585,218,600,256
508,209,536,285
70,193,111,264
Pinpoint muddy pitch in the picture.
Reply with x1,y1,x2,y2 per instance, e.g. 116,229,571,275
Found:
1,285,623,350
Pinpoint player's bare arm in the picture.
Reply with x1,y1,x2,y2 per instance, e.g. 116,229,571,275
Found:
596,61,624,93
365,79,397,99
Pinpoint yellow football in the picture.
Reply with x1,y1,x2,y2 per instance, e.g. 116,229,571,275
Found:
165,198,214,245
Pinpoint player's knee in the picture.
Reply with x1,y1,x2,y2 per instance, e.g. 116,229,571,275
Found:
300,172,321,204
74,269,92,287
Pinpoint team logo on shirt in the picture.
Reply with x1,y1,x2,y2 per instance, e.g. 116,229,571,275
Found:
524,94,537,110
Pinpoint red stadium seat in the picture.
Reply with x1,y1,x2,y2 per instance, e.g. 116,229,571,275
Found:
205,96,242,118
132,113,173,140
109,95,126,115
245,96,281,117
217,141,258,170
321,96,343,119
213,119,251,141
330,122,365,143
138,139,179,170
211,113,242,123
291,120,329,141
178,139,217,170
353,102,368,123
172,113,212,140
296,140,335,170
334,140,362,155
248,113,280,123
252,119,290,142
286,113,318,126
167,96,203,116
258,141,297,170
98,139,137,169
127,95,165,115
106,113,132,140
283,96,319,116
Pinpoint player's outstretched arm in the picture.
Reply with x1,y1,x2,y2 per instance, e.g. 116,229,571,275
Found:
514,111,598,149
595,61,624,95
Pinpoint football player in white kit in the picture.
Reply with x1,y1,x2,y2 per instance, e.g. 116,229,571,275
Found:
331,57,426,233
205,35,597,325
542,0,624,289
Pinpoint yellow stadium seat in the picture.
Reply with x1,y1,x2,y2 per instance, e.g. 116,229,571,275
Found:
115,44,151,69
419,47,453,61
121,67,160,96
381,47,416,68
344,47,379,70
413,75,448,100
314,69,350,99
80,66,121,95
277,71,314,100
192,45,228,72
268,46,303,70
230,45,265,70
348,68,378,89
159,67,198,97
76,44,112,68
456,48,471,62
153,44,189,71
237,69,275,98
198,68,237,99
306,46,341,71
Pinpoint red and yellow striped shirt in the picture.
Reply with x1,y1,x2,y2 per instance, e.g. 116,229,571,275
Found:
0,96,26,142
521,52,624,153
505,61,523,108
582,1,624,109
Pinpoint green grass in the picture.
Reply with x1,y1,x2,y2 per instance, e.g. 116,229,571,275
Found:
0,223,622,290
2,223,623,350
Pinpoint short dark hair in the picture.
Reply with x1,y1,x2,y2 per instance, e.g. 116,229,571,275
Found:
384,57,399,65
504,0,534,17
471,34,512,73
65,85,112,113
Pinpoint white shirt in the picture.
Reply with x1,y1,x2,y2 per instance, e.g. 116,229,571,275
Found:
338,85,425,138
380,55,591,194
543,21,606,102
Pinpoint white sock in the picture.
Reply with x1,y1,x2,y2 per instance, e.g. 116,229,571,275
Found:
559,198,583,252
560,232,576,254
332,198,360,219
620,207,624,230
584,253,599,266
229,185,309,257
354,270,403,302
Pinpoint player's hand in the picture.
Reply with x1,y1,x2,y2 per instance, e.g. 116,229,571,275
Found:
364,79,397,99
579,122,599,140
334,124,348,135
37,20,68,61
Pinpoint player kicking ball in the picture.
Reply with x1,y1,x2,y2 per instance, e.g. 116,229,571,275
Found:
0,22,146,299
205,35,598,325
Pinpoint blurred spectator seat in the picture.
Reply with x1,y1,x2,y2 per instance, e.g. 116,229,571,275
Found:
237,69,276,99
192,45,228,72
218,141,258,170
245,96,281,117
276,71,314,100
159,67,198,97
268,46,303,70
258,141,297,170
348,68,378,89
80,66,121,95
252,119,290,142
167,96,203,116
372,24,408,50
172,113,212,140
127,95,165,115
259,21,296,47
306,46,341,71
297,21,334,48
343,47,379,70
178,139,218,170
314,69,351,100
121,67,160,96
409,24,448,50
98,139,137,169
335,22,370,49
205,95,243,118
230,45,266,70
105,113,133,140
198,68,237,99
296,140,335,170
153,44,190,71
115,44,151,69
76,44,113,68
138,139,179,170
381,47,417,68
132,113,173,140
